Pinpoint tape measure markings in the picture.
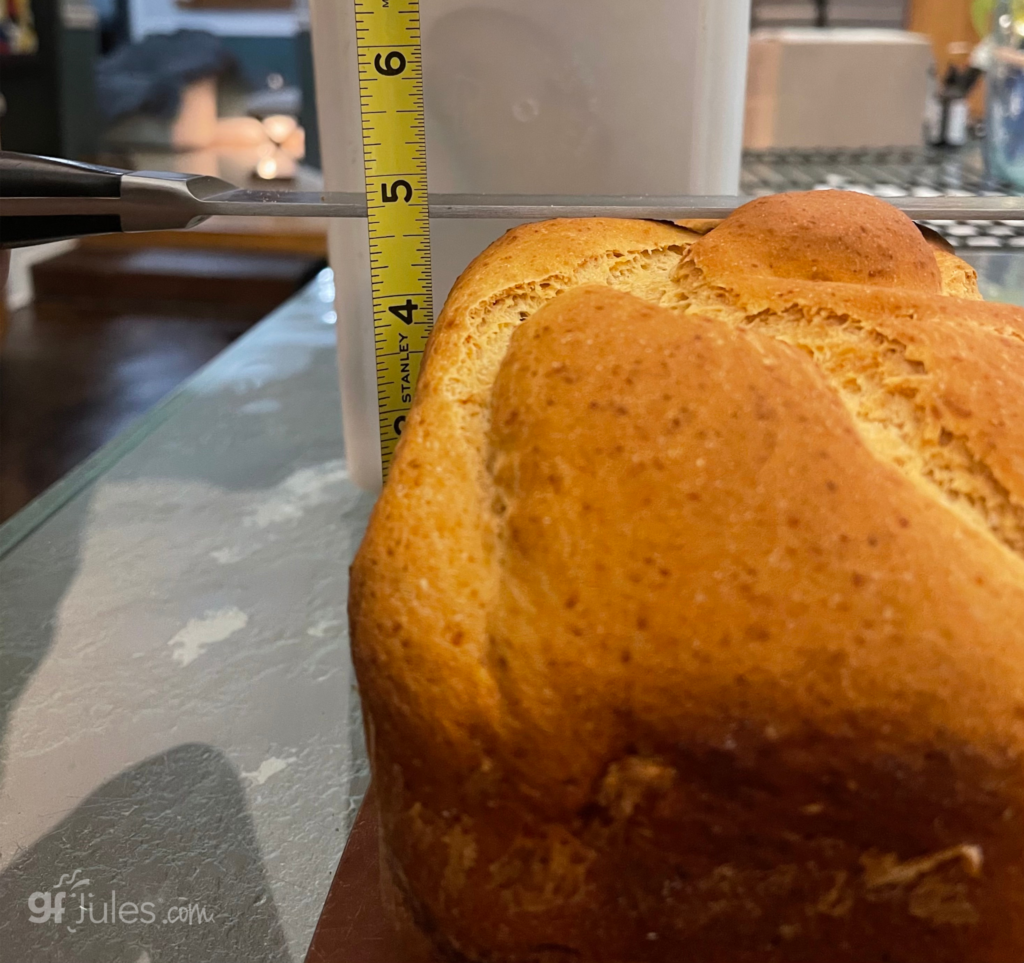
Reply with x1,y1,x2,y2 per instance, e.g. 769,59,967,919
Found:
354,0,434,479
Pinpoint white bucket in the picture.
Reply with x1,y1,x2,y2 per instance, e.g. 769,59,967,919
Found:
309,0,751,491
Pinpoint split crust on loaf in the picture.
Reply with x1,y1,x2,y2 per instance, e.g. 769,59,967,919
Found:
350,192,1024,962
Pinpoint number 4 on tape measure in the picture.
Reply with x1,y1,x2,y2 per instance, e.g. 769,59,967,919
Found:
354,0,434,480
388,299,420,325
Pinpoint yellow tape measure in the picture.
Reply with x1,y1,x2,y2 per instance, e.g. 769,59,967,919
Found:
354,0,434,479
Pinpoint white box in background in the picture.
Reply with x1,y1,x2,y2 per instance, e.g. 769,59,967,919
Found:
745,28,933,149
310,0,752,490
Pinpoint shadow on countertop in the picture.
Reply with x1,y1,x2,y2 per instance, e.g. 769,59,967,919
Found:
0,742,291,963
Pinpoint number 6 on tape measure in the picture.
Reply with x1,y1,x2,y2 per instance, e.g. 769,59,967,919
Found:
354,0,434,480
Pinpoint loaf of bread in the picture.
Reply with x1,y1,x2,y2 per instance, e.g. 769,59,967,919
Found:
349,191,1024,961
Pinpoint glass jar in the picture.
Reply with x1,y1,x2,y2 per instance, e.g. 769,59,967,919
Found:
986,0,1024,187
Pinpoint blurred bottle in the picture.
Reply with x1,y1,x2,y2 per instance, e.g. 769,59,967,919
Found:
986,0,1024,187
927,42,983,147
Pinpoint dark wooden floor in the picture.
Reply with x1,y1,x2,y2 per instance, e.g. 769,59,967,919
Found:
0,301,257,521
0,243,325,523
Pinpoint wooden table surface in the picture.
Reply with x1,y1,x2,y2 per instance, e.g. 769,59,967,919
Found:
305,791,411,963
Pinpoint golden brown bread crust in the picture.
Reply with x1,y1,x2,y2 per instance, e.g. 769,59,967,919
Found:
673,206,983,299
689,190,944,293
934,247,982,299
349,191,1024,961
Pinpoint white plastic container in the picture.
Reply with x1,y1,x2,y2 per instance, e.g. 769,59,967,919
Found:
310,0,751,491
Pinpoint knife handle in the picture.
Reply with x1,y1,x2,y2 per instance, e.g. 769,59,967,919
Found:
1,151,127,248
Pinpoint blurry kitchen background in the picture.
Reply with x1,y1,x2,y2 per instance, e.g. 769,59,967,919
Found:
0,0,1017,519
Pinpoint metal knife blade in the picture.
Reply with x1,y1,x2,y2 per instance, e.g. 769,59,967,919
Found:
5,189,1024,225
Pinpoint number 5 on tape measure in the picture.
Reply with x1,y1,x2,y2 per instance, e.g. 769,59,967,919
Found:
354,0,434,479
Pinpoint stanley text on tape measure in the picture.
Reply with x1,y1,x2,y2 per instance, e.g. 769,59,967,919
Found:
354,0,434,479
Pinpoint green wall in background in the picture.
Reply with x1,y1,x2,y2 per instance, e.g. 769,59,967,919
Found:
295,30,319,170
60,27,101,159
220,35,300,90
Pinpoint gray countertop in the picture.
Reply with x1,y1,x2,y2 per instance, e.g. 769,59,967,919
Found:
0,271,374,963
2,249,1023,963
